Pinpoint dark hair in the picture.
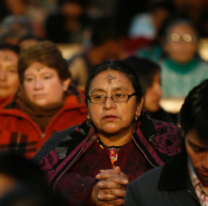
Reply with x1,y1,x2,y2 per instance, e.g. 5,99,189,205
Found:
85,60,143,106
91,17,122,46
179,79,208,144
0,44,20,55
123,56,161,94
18,41,70,84
160,17,199,41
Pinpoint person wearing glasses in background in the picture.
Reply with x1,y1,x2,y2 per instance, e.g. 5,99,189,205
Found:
34,60,181,206
159,17,208,98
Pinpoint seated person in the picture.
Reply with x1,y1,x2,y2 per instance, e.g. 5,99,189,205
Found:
128,0,173,53
45,0,91,44
68,17,125,90
0,41,88,159
34,60,181,206
0,44,20,109
125,79,208,206
159,17,208,98
0,16,33,45
123,56,176,123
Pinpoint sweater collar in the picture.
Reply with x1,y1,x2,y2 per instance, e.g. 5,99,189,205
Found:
164,58,199,73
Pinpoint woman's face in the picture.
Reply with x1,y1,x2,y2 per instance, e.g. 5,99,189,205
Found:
144,72,162,112
0,50,19,98
87,70,143,136
164,23,198,63
24,62,70,107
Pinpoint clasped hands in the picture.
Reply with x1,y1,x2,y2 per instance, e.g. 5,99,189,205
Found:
92,166,129,206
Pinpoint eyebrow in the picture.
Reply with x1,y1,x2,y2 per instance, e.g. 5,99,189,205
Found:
90,86,130,95
188,139,208,151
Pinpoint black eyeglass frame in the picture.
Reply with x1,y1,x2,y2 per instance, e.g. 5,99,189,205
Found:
87,92,138,104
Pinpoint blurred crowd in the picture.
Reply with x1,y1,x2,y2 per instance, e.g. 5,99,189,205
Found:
0,0,208,205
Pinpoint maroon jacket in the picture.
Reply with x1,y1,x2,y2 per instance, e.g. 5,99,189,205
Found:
35,113,181,206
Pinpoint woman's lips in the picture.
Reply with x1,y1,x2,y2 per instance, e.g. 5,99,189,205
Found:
197,169,208,178
102,115,118,121
33,94,47,98
0,85,9,89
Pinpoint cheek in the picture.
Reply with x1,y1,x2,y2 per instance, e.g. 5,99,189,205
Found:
10,75,19,87
187,44,197,53
88,105,101,122
186,145,200,167
46,79,63,92
120,103,137,121
8,73,18,83
24,84,33,100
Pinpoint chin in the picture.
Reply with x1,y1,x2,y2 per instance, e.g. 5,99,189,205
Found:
101,126,121,135
33,100,48,107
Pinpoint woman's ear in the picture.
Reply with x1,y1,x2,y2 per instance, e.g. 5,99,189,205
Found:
136,97,144,116
62,78,71,91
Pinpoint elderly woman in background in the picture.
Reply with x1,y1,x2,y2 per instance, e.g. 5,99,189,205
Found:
124,56,176,124
34,60,181,206
0,41,88,159
159,17,208,98
0,44,20,109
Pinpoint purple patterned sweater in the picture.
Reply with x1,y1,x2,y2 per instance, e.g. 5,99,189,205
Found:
38,113,181,206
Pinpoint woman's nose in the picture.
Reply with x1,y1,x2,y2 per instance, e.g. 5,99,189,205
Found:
34,79,44,90
103,96,116,109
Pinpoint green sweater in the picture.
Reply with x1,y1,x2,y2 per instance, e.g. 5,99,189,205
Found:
160,58,208,98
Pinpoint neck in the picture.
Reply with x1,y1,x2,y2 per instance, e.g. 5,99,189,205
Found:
97,124,134,147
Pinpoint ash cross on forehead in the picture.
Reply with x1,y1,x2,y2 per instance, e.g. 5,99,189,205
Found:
105,75,116,84
35,64,44,72
4,55,13,61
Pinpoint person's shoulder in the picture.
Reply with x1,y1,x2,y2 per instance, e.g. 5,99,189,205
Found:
52,126,77,139
0,107,28,119
64,95,87,109
33,125,78,163
196,60,208,70
130,165,164,189
153,118,179,134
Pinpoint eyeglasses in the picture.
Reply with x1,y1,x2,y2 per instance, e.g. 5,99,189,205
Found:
168,33,197,43
87,92,137,104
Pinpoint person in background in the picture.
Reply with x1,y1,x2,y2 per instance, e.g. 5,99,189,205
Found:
0,16,34,45
159,17,208,98
125,79,208,206
0,41,87,159
34,60,181,206
129,0,173,39
0,44,20,109
68,17,125,90
3,0,47,37
45,0,91,44
123,56,176,124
